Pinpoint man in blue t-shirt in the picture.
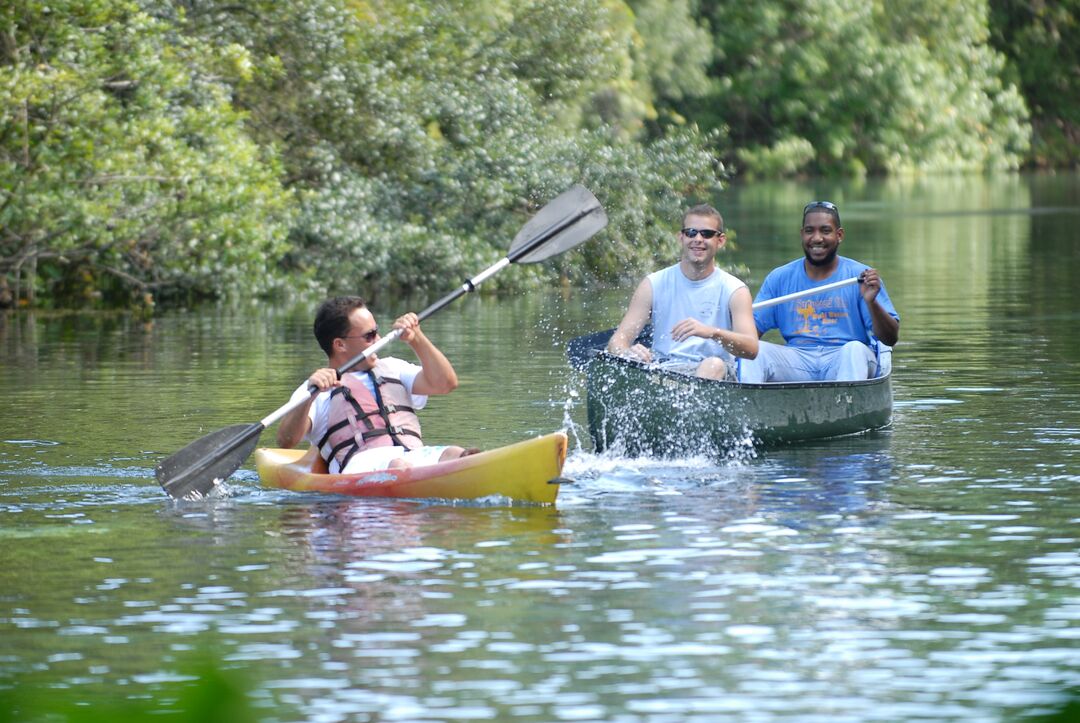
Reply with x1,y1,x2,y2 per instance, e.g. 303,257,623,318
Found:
740,201,900,383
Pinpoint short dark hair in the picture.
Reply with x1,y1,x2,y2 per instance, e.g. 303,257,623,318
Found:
313,296,366,356
802,201,841,227
683,204,724,233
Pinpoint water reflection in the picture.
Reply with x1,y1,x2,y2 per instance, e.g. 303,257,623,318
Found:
753,445,894,525
3,173,1080,720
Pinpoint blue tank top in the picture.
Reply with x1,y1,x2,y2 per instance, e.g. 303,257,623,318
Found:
647,264,747,362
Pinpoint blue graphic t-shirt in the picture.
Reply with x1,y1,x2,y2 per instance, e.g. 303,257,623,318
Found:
753,256,899,347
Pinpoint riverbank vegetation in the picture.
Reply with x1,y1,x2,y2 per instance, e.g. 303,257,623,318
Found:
1,0,1075,309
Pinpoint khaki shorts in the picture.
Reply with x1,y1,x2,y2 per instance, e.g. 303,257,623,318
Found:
657,358,738,381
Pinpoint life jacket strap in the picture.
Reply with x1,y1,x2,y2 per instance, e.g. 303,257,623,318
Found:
361,426,422,442
368,370,409,447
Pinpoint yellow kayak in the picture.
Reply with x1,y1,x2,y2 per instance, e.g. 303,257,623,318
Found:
254,432,567,504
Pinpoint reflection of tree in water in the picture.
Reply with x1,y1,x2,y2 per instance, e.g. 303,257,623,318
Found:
268,501,570,695
275,501,564,616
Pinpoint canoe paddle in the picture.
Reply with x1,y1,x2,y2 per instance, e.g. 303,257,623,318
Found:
749,275,860,310
156,185,608,500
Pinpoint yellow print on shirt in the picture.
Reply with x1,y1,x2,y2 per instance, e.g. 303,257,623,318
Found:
795,297,849,336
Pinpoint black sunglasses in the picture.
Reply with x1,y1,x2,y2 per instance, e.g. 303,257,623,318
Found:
681,227,722,239
803,201,840,223
343,326,379,343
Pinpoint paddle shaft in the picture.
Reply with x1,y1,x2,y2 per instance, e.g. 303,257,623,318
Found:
750,276,860,310
259,203,601,430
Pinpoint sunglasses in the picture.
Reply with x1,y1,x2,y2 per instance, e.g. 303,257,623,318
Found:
803,201,840,222
342,326,379,343
681,227,722,239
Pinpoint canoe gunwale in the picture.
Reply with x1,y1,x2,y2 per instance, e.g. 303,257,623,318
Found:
592,350,892,393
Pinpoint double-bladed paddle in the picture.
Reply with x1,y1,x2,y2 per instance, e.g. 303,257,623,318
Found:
156,185,608,500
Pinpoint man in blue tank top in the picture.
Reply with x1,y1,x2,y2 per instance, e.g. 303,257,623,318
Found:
740,201,900,383
607,204,759,380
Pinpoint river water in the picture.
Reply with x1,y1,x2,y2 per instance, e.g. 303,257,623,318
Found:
1,174,1078,721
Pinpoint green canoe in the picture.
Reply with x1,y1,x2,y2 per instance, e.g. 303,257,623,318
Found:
569,328,893,457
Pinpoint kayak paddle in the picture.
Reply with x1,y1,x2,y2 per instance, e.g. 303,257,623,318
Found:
156,184,608,500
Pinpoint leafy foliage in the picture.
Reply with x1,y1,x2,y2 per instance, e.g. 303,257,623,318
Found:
0,0,1062,309
0,0,293,309
3,0,725,307
624,0,714,124
0,646,271,721
167,0,723,297
989,0,1080,167
681,0,1030,176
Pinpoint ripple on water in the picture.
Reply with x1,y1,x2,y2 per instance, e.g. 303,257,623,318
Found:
894,398,964,409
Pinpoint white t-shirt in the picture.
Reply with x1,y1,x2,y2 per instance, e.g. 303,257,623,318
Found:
289,357,427,471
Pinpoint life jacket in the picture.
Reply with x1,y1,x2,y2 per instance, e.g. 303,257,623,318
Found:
317,362,423,470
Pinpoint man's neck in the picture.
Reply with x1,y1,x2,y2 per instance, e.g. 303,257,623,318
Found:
680,259,715,282
803,257,839,281
331,355,375,373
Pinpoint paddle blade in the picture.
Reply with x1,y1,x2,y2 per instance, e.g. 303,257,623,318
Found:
509,185,608,264
566,325,653,370
155,423,264,500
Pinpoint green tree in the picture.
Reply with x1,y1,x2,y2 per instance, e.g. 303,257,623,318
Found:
989,0,1080,167
625,0,714,130
0,0,293,309
680,0,1030,176
3,0,730,308
163,0,724,296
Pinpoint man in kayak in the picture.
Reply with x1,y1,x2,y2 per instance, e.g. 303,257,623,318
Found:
606,203,759,379
739,201,900,383
277,296,476,473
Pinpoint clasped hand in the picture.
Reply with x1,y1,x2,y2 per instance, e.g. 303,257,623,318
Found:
670,318,711,343
392,312,421,343
859,269,882,302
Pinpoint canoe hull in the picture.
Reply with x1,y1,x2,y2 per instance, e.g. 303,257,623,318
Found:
255,433,567,504
585,353,892,457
